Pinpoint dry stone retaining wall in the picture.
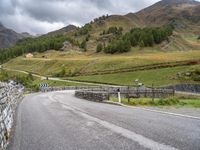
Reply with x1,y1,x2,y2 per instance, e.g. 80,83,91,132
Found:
0,82,24,150
164,84,200,93
75,90,109,102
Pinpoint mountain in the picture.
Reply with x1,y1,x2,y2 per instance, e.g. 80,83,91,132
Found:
0,23,23,48
46,25,78,36
126,0,200,33
21,32,33,38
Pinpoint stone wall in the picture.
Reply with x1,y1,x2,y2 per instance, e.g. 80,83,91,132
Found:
75,87,174,101
40,86,124,93
75,90,109,102
164,84,200,93
0,82,24,150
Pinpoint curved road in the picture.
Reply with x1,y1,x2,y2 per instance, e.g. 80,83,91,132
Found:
8,91,200,150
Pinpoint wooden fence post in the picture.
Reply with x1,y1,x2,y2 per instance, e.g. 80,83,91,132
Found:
152,84,155,102
127,86,130,103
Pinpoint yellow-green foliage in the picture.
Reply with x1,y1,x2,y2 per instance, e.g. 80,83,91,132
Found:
68,65,200,86
3,50,200,78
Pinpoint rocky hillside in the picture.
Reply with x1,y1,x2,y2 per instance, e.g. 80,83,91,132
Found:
75,0,200,51
46,25,78,36
127,0,200,33
0,22,23,48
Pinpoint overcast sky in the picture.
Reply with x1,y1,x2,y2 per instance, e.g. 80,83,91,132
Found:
0,0,197,35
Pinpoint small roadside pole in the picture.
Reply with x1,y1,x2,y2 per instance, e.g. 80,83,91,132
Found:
117,88,121,103
152,83,155,102
127,86,130,103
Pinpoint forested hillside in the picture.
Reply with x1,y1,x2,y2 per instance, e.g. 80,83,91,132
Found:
0,25,173,63
0,35,78,63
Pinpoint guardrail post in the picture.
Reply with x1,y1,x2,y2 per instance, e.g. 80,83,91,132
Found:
127,86,130,103
152,84,155,102
117,89,121,103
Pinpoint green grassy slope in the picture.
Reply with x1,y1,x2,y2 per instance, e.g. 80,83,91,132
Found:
68,65,200,87
3,50,200,77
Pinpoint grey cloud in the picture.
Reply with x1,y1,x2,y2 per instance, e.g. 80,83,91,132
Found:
1,0,195,35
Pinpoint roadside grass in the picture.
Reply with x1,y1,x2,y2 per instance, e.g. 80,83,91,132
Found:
3,50,200,77
0,69,91,92
110,97,200,108
68,65,200,87
32,79,89,87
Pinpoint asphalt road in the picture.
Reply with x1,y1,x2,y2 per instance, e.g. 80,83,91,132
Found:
8,91,200,150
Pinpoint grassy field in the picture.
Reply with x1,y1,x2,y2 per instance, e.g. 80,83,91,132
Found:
110,97,200,108
0,69,91,90
68,65,200,86
3,50,200,77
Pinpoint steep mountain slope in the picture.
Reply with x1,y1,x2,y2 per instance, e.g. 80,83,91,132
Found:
85,0,200,51
46,25,78,36
127,0,200,33
0,23,23,48
21,32,33,38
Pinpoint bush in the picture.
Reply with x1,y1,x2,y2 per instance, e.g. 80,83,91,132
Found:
101,26,123,36
198,36,200,40
85,34,90,41
77,24,92,35
96,43,103,53
27,73,34,81
104,39,131,54
191,69,200,81
192,75,200,81
55,67,66,77
80,40,87,51
158,98,179,105
0,70,9,81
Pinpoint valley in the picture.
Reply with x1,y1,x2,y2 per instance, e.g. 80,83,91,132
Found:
1,1,200,150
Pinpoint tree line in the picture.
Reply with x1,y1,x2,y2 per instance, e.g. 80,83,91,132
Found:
100,27,123,36
97,25,173,54
74,24,92,36
0,35,78,63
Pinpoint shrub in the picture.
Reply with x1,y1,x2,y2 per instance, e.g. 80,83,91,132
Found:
80,40,87,51
0,70,9,81
85,34,90,41
192,75,200,81
104,39,131,54
198,36,200,40
55,67,66,77
101,27,123,35
78,24,92,35
27,73,34,81
158,98,179,105
191,69,200,81
96,43,103,53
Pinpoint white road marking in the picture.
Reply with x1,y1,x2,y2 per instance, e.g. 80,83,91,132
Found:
49,94,179,150
55,91,200,120
62,104,178,150
121,104,200,120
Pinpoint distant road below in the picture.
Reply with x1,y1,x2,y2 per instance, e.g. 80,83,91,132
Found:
2,67,119,87
8,91,200,150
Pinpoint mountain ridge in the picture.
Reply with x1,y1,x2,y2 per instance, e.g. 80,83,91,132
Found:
0,23,24,49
